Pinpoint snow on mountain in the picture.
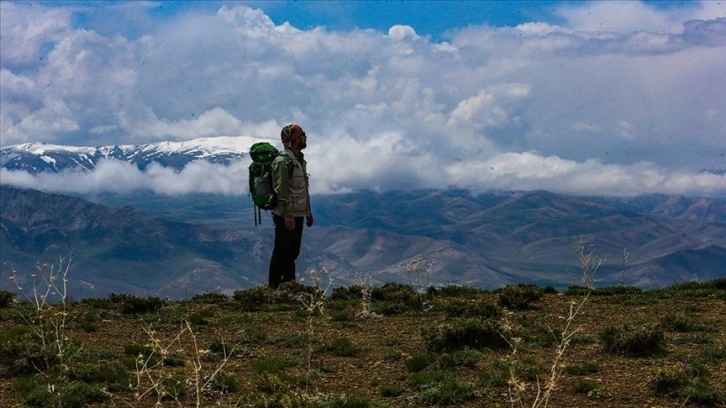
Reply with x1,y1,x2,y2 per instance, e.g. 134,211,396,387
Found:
0,136,271,173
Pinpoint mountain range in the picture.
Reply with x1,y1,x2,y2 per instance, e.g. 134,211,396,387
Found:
2,185,724,299
1,138,724,299
0,137,256,173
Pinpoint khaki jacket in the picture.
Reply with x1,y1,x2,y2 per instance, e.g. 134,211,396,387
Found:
271,148,311,217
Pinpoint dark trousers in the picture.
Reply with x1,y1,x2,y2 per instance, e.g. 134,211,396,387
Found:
269,214,304,288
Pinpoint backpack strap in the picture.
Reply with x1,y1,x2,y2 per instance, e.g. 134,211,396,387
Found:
278,152,296,178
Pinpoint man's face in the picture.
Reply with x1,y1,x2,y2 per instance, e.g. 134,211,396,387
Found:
295,131,307,149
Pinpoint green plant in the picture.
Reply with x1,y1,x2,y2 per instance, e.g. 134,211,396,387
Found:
20,380,107,408
0,290,14,308
188,307,216,325
329,284,365,301
600,324,666,357
493,357,543,382
572,379,601,394
331,310,355,322
9,257,81,378
437,347,483,369
384,349,403,361
428,284,486,298
441,298,503,319
412,376,478,405
422,317,509,352
652,365,725,405
371,282,418,302
327,337,359,357
379,336,401,346
700,345,726,362
497,283,543,310
652,366,689,394
190,291,229,304
660,311,699,332
106,293,165,314
405,353,438,373
380,384,404,397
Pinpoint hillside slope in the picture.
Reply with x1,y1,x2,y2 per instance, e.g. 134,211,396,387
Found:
1,186,725,298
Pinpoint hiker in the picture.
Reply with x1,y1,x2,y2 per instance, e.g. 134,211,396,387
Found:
268,123,313,288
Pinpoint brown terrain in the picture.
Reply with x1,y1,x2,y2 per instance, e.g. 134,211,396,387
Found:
0,281,725,408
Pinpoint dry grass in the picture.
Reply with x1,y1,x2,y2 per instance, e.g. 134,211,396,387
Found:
1,278,725,407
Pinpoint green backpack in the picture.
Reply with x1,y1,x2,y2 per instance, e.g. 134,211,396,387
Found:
248,142,292,225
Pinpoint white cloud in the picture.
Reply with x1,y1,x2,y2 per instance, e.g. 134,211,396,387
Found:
445,152,726,196
0,159,248,196
557,2,684,34
1,1,725,197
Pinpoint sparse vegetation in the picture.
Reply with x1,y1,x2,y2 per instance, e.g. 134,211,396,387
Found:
2,262,725,407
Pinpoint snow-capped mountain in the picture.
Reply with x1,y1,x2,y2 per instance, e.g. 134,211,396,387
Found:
0,136,268,173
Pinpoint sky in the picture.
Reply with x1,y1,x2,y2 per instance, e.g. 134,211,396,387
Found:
1,0,725,197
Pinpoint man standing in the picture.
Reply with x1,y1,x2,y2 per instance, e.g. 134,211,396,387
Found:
269,123,313,288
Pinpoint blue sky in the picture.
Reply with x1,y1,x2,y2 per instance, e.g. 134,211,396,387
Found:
27,1,702,39
1,1,725,197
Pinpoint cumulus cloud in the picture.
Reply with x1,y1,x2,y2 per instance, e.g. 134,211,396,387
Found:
1,1,725,197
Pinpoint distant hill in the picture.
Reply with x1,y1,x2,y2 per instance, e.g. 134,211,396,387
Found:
1,186,725,299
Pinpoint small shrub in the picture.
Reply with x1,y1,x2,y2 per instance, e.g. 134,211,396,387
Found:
572,379,601,394
409,370,453,387
331,310,355,322
253,356,296,375
384,349,403,362
413,377,478,405
190,291,229,304
232,286,275,311
654,364,726,406
371,282,418,302
441,298,503,319
21,381,107,408
565,361,600,376
497,283,542,309
379,336,401,346
479,371,509,387
673,333,712,345
67,361,130,389
157,377,185,400
406,353,438,373
437,347,483,369
649,279,725,299
123,343,153,357
329,284,365,300
600,324,666,357
370,300,409,315
569,333,597,345
422,317,509,352
380,384,404,397
652,366,689,394
328,337,359,357
188,308,216,325
202,371,240,398
676,379,725,406
492,357,543,382
0,290,15,308
107,293,164,314
428,285,485,298
700,345,726,362
660,311,699,332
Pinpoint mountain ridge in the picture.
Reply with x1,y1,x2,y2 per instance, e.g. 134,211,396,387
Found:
2,185,724,299
1,136,265,173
